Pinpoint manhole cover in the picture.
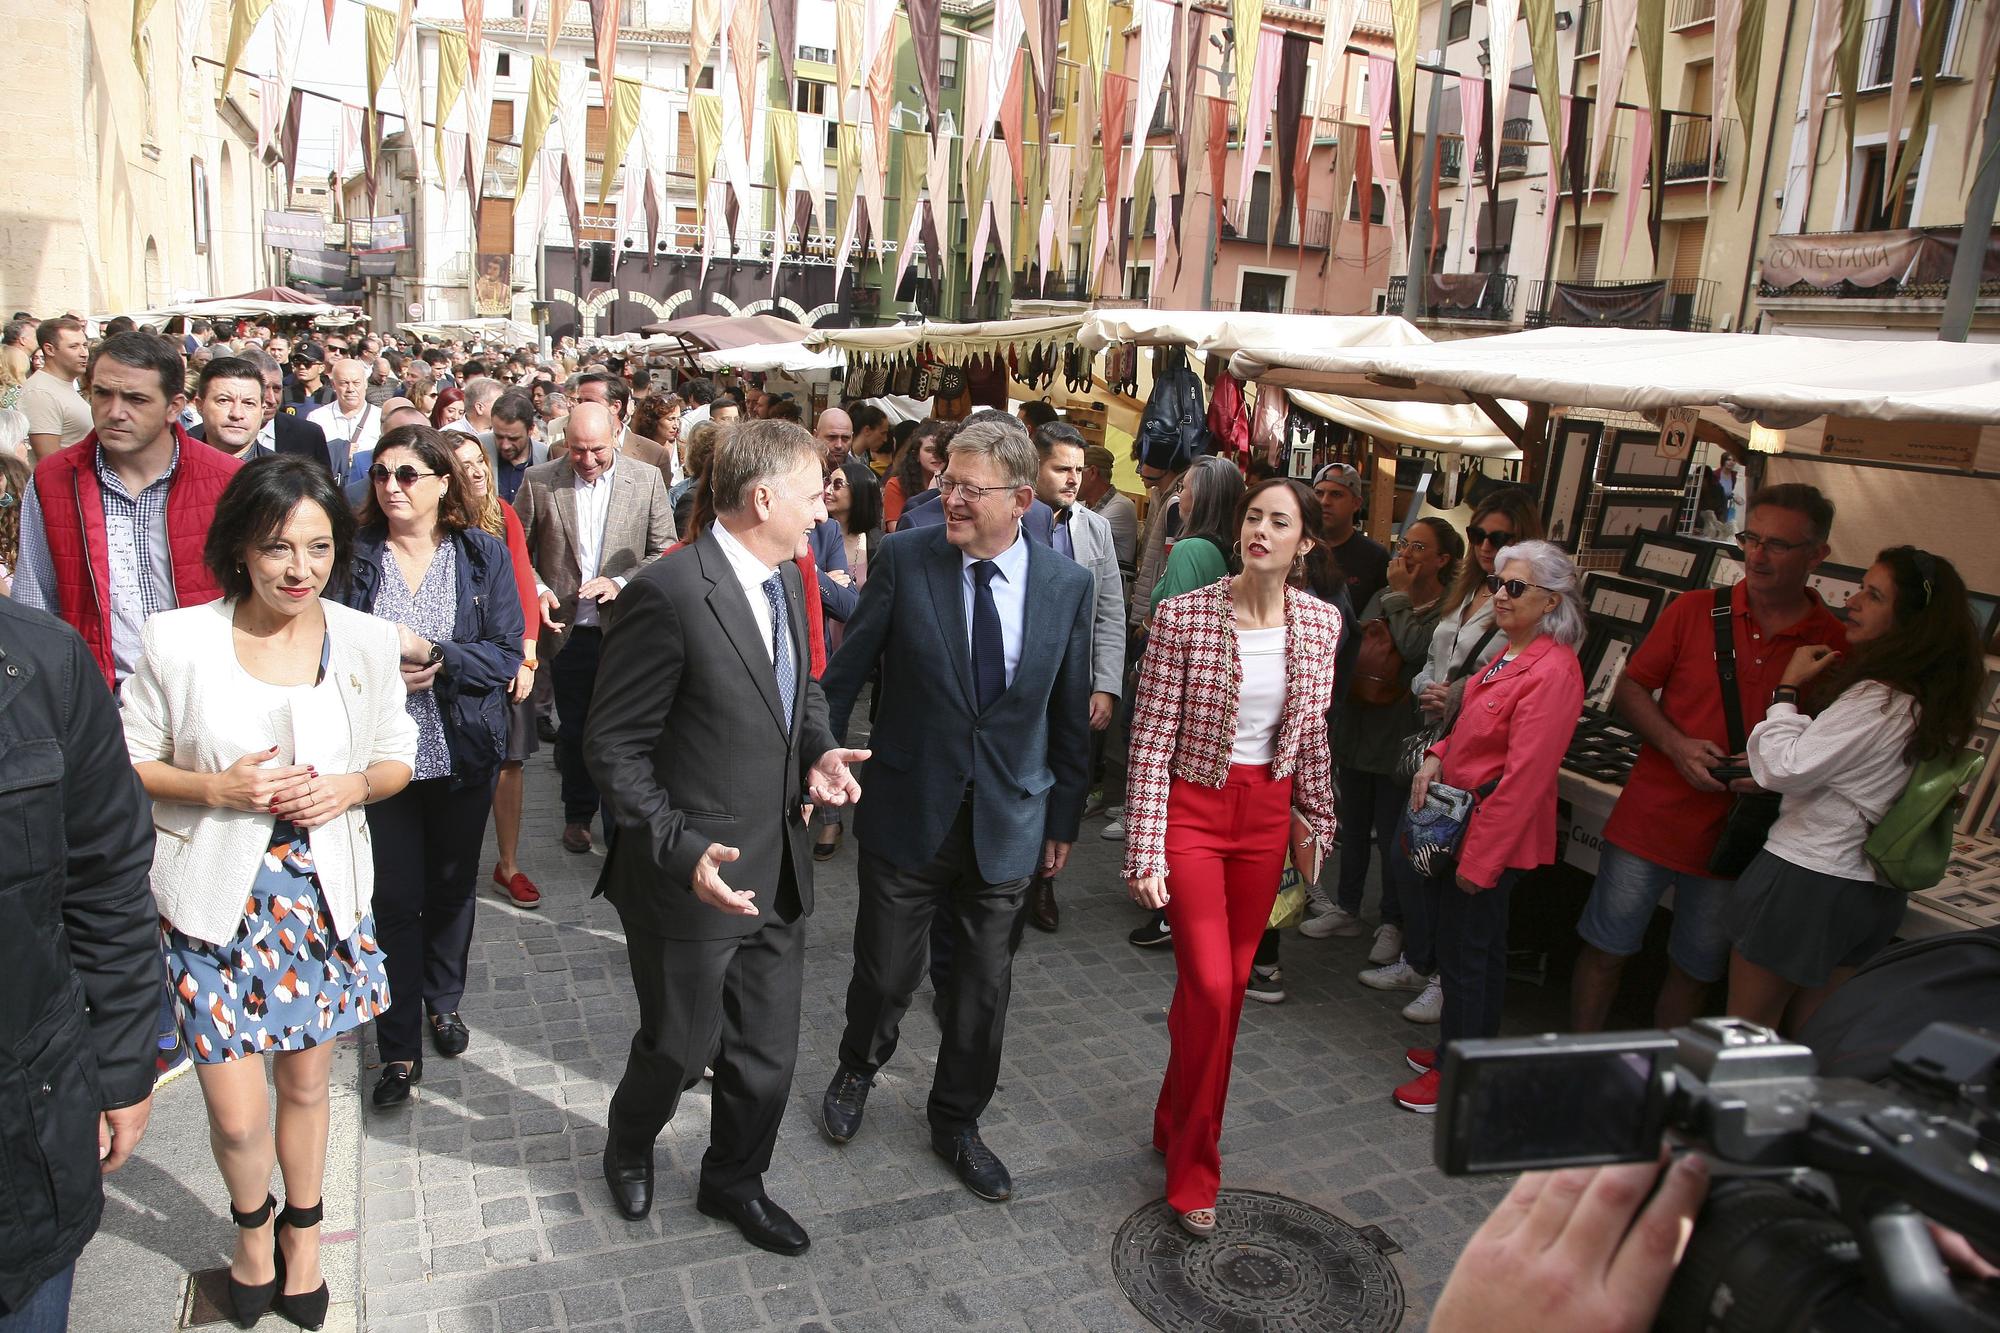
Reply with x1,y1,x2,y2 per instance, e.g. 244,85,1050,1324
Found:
1112,1189,1406,1332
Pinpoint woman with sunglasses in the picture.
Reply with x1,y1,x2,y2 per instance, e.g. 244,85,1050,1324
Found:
1725,547,1983,1033
1398,541,1584,1113
1365,488,1543,1021
1124,478,1343,1236
339,425,524,1108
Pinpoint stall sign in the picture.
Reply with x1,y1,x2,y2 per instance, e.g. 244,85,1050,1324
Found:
1820,415,1979,471
264,210,325,252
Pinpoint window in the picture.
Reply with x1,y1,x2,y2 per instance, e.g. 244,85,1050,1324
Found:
1239,271,1289,312
1475,199,1517,273
477,197,514,255
190,159,211,254
1127,263,1151,300
797,80,831,115
695,66,715,90
1849,144,1918,230
1246,171,1273,241
497,52,511,77
798,44,834,63
1448,2,1473,41
941,37,959,89
1347,182,1387,223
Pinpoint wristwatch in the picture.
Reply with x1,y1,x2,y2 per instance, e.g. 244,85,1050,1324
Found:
1771,685,1800,706
423,642,445,668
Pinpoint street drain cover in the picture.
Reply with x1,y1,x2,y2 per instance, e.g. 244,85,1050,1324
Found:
1112,1190,1406,1332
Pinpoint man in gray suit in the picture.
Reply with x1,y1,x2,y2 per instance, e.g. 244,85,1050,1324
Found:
512,402,676,852
586,420,868,1253
816,415,1095,1203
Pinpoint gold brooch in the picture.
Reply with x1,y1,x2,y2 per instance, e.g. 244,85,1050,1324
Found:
349,673,362,693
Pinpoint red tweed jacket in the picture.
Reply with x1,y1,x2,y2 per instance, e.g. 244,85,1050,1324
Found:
1122,579,1343,880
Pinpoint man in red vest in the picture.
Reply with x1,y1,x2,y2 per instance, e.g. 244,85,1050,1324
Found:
13,331,242,691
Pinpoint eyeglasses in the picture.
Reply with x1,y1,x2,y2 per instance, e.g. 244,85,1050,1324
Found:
1485,575,1551,598
1396,538,1432,556
369,464,439,487
1467,526,1513,548
937,477,1018,502
1735,530,1815,555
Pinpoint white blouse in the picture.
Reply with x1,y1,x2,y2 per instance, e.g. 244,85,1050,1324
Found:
1231,625,1287,765
1747,681,1918,883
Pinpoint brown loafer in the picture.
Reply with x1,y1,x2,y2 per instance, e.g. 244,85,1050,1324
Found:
561,823,593,854
1028,877,1059,933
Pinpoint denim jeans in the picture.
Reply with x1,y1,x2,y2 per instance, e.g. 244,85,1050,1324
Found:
1336,766,1409,928
0,1263,75,1333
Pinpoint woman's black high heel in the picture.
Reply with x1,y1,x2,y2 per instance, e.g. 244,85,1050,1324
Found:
224,1193,279,1329
272,1198,330,1330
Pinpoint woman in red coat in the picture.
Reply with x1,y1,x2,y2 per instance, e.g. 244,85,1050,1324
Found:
1398,538,1584,1113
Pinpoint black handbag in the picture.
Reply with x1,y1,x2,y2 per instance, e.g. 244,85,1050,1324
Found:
1703,594,1782,878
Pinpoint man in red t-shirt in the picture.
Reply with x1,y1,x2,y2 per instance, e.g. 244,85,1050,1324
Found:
1571,485,1848,1031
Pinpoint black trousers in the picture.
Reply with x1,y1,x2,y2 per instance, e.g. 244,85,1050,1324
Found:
551,626,603,826
609,892,804,1204
1427,868,1519,1054
369,774,495,1064
841,799,1029,1133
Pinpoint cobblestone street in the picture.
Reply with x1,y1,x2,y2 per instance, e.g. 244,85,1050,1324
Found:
77,739,1519,1333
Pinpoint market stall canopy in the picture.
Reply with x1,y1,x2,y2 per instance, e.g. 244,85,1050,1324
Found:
693,341,843,375
1230,327,2000,426
1077,309,1432,354
399,318,538,344
637,313,809,351
131,287,354,324
808,314,1086,361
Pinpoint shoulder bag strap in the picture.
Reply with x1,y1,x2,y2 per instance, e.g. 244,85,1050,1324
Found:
1450,622,1503,682
1711,591,1748,755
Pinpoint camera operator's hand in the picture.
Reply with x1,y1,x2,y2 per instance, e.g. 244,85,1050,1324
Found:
1429,1150,1710,1333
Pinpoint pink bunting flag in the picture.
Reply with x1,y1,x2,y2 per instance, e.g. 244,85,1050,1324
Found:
257,77,282,158
1621,106,1650,259
1586,0,1639,200
463,0,482,74
1233,32,1283,210
1457,75,1484,271
338,103,365,183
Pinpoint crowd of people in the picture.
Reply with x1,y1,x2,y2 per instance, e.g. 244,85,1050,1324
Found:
1,305,1989,1332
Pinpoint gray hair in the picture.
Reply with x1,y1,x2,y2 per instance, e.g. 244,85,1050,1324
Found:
238,347,280,378
0,407,26,455
946,415,1037,491
710,419,823,514
462,376,504,415
1493,539,1586,648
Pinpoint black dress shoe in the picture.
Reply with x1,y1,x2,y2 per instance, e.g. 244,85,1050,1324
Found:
931,1126,1012,1201
428,1011,470,1057
820,1067,872,1145
536,715,559,743
602,1133,654,1221
1028,877,1059,933
696,1189,810,1256
371,1059,421,1108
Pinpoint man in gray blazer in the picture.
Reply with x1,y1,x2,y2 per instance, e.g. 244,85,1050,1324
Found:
586,420,867,1253
512,402,676,851
816,415,1095,1203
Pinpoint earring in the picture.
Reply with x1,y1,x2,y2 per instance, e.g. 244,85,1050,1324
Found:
1291,551,1305,579
1232,539,1243,562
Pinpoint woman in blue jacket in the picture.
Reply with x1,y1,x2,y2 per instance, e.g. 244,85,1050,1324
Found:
340,424,524,1108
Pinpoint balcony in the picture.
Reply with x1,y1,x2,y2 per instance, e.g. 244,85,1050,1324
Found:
1576,0,1603,55
1657,117,1731,183
1669,0,1716,28
1850,12,1957,89
1211,301,1341,316
1386,272,1519,321
1472,117,1534,176
1437,135,1465,181
1526,276,1718,330
1758,226,2000,301
1591,135,1624,193
1012,269,1093,303
1354,0,1394,34
1220,199,1335,250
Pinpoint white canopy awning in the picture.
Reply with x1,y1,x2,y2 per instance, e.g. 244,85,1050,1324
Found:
808,314,1086,360
400,318,538,344
694,341,843,375
1230,326,2000,426
1077,309,1433,354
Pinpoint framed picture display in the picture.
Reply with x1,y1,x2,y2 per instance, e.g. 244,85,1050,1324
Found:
1289,444,1313,479
1543,419,1601,550
1619,531,1715,591
1981,656,2000,728
1965,591,2000,647
1709,545,1746,589
1958,722,2000,835
1806,562,1866,620
1578,625,1645,714
1582,573,1669,633
1601,427,1693,490
1592,494,1680,549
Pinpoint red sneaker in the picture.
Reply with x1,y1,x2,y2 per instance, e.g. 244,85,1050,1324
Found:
1404,1046,1436,1074
1393,1067,1440,1113
493,867,542,909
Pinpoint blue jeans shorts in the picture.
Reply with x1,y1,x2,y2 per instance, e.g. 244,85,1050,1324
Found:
1577,841,1734,984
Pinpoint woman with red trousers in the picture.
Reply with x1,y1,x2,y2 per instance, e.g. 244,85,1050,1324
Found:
1124,478,1344,1237
1396,538,1585,1113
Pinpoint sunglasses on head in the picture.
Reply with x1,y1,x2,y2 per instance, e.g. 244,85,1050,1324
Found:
1485,575,1550,598
369,464,438,487
1467,526,1513,548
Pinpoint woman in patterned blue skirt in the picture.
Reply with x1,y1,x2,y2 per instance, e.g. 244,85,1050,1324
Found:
122,457,417,1330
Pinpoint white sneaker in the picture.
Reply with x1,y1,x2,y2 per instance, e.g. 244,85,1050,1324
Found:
1297,906,1367,939
1304,876,1335,917
1100,819,1126,841
1357,958,1429,992
1106,804,1125,820
1401,977,1444,1024
1367,923,1405,966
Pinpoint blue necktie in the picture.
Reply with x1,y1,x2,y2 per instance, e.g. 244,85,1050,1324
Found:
971,560,1006,712
762,573,795,729
1052,509,1075,561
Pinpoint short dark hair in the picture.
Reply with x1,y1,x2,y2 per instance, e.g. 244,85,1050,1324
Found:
838,459,884,535
36,315,85,352
205,454,357,601
765,397,802,423
87,330,186,400
1033,421,1086,459
461,358,487,378
848,402,888,434
491,389,537,429
1745,482,1835,544
1019,400,1060,430
421,347,450,366
678,376,719,405
629,367,652,392
382,349,405,372
102,316,137,337
355,424,481,532
197,356,265,398
575,370,632,419
189,318,212,334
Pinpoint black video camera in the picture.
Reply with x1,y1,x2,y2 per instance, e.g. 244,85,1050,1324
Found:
1436,1018,2000,1332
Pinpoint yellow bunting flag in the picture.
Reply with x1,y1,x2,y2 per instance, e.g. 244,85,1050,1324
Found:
515,56,560,202
221,0,274,93
435,29,468,183
600,76,643,204
1230,0,1262,128
691,90,724,223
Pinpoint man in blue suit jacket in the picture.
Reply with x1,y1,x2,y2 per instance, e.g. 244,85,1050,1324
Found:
816,416,1093,1203
898,486,1056,545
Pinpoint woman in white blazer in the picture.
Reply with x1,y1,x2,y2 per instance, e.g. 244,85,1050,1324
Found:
121,456,415,1332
